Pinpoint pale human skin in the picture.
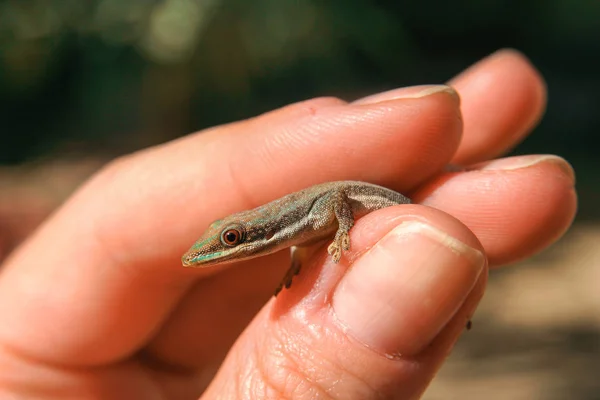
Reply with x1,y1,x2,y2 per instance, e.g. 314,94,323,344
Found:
0,49,576,399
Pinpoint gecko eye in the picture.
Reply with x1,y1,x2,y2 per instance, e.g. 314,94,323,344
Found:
221,226,245,247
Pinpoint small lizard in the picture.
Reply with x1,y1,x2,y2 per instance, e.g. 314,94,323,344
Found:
182,181,411,295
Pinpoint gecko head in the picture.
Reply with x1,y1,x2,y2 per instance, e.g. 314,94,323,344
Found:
182,212,278,267
182,218,249,267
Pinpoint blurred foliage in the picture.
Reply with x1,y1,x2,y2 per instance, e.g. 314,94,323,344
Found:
0,0,599,214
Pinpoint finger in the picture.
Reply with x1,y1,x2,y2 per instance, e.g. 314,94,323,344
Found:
417,154,576,265
201,206,487,399
0,88,462,367
351,49,547,166
448,49,547,165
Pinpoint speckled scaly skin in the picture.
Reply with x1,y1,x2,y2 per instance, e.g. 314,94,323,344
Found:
182,181,411,295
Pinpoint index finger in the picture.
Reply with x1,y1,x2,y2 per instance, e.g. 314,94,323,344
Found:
0,88,461,366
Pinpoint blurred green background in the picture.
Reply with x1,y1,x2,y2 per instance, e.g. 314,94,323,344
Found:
1,1,599,399
1,1,599,197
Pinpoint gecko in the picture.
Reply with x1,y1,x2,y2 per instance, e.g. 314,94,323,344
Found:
181,181,411,295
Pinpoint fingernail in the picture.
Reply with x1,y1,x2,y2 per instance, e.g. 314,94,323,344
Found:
477,155,575,183
332,221,485,356
353,85,460,105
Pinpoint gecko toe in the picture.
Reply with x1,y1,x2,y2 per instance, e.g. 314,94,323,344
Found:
327,242,340,262
327,241,337,255
341,232,350,250
274,284,283,296
333,252,341,263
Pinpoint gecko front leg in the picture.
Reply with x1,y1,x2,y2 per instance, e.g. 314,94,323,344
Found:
327,193,354,263
274,189,355,295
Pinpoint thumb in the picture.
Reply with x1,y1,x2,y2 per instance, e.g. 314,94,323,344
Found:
202,205,487,400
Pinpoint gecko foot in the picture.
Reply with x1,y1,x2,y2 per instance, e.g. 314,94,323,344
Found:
327,231,350,263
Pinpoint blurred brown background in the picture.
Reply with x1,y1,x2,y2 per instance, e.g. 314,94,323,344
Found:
0,1,598,398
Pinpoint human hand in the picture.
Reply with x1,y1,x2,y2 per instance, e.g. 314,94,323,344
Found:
0,49,576,399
